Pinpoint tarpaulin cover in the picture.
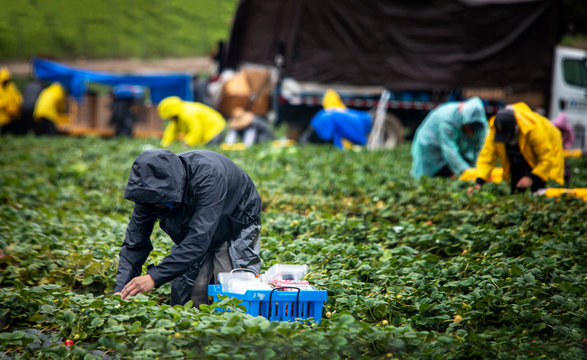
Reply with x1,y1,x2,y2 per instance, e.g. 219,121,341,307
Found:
113,85,145,99
33,58,193,104
225,0,564,91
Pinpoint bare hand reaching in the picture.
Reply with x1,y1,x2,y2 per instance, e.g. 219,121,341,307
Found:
516,176,532,189
467,184,481,197
119,275,155,300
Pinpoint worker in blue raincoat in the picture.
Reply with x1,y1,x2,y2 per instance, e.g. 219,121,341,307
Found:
300,89,372,149
410,97,488,179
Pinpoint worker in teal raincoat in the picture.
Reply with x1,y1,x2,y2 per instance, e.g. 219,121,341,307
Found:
410,97,488,179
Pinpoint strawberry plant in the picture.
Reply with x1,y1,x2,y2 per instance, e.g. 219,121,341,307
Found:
1,136,585,359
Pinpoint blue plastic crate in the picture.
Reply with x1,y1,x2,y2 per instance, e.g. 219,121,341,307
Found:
208,284,327,324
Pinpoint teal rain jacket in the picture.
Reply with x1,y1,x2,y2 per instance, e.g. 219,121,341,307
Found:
410,97,488,179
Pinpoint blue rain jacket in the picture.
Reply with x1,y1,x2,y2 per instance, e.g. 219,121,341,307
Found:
410,97,488,179
311,109,372,149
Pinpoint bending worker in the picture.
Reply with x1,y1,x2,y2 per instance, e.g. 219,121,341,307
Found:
33,82,68,136
472,103,564,194
158,96,226,147
114,149,262,307
411,97,488,179
300,89,372,149
0,67,23,134
224,106,274,147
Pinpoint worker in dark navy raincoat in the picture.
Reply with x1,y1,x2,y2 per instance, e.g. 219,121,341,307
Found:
114,149,262,307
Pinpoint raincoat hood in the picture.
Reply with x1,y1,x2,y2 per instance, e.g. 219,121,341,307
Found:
32,82,66,123
158,96,183,120
461,97,487,127
0,68,12,83
124,149,186,204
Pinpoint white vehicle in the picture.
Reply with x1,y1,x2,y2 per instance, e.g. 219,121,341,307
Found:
549,46,587,151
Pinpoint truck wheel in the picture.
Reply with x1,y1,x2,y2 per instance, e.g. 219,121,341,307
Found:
368,111,404,149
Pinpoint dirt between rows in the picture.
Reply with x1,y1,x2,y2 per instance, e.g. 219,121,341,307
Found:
1,57,214,77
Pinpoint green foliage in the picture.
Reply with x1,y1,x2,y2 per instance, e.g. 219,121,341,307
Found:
0,0,239,60
0,136,586,359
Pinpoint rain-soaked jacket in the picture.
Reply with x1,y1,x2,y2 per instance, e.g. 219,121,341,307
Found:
0,68,23,126
310,88,372,149
410,97,488,179
33,82,66,124
159,96,226,147
114,149,262,292
311,109,372,149
475,102,564,185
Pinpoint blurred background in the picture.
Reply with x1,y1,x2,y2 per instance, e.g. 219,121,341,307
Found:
1,0,587,145
0,0,238,60
0,1,585,62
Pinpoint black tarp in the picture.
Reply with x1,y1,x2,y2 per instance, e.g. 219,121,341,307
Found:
225,0,564,92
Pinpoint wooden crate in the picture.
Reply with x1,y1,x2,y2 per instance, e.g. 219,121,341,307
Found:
59,94,164,138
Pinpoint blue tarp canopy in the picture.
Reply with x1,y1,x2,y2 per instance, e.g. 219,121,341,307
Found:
32,58,193,104
112,85,145,99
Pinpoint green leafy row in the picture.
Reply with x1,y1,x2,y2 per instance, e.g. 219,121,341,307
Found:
0,136,585,359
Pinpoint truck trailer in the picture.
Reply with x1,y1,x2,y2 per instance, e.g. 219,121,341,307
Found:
221,0,587,150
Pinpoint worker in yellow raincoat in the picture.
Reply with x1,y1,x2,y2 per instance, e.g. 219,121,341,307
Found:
472,102,564,194
33,82,68,136
0,67,23,134
158,96,226,147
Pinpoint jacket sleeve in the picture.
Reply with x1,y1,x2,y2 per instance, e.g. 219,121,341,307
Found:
438,120,471,176
114,204,157,292
6,84,22,115
475,127,498,181
527,127,554,182
161,120,178,147
147,172,227,287
473,127,489,160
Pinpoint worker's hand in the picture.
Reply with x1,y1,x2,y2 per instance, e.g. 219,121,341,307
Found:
113,292,128,301
119,275,155,300
516,176,533,189
467,184,481,197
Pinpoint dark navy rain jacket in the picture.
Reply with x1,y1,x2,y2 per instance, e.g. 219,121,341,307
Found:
114,149,261,292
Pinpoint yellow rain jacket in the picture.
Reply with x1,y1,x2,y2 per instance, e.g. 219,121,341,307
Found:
0,68,23,126
33,82,67,124
159,96,226,147
475,102,564,185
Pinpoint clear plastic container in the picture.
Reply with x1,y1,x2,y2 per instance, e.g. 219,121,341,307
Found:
261,264,308,282
271,279,315,290
218,270,272,294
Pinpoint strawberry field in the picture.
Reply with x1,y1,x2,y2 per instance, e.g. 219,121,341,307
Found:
0,136,586,359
